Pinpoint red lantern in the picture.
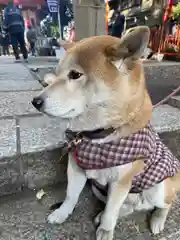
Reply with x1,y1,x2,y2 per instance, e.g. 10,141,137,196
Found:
105,0,109,35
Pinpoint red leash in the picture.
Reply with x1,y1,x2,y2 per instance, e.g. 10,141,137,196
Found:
153,85,180,109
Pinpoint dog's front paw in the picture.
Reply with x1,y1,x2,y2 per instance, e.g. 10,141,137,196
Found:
150,214,165,235
96,226,114,240
94,211,103,226
47,208,69,224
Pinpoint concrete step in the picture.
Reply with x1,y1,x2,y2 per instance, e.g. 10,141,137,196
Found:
1,58,180,239
151,104,180,133
168,95,180,109
0,58,180,196
1,100,180,197
0,184,180,240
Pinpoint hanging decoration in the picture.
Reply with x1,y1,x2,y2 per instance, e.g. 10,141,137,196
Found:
105,0,109,35
163,0,173,22
13,0,45,7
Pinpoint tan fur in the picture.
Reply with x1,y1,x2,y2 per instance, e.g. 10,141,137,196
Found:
164,178,177,204
58,34,153,136
164,172,180,204
119,159,145,185
58,28,180,206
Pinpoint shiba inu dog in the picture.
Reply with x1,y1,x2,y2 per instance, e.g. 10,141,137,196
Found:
32,26,180,240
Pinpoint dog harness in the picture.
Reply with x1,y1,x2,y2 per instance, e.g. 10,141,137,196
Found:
65,124,180,193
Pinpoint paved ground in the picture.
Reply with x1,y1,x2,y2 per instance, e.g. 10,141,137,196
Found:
0,56,68,196
144,62,180,105
1,184,180,240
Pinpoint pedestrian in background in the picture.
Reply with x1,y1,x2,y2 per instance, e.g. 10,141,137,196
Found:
1,30,10,55
3,0,28,62
26,25,37,56
108,0,125,38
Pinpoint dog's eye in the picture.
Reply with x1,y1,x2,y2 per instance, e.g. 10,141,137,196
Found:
68,70,83,80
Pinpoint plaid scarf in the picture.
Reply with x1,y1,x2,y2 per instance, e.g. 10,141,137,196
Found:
66,124,180,193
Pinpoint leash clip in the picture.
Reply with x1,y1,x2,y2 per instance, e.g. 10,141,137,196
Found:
70,137,83,148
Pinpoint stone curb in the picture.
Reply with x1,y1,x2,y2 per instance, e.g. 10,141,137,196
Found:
168,96,180,109
1,104,180,196
0,60,180,197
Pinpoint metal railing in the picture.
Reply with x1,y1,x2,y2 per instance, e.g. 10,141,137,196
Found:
36,37,49,48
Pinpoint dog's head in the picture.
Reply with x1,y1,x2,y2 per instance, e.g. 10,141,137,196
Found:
32,26,151,132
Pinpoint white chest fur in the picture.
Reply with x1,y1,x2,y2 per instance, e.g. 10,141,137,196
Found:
85,163,133,186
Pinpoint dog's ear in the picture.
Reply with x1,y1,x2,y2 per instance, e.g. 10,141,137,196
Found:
44,73,57,85
59,39,75,51
106,26,150,61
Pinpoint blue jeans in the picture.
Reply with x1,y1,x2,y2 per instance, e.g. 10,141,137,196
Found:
10,32,28,60
30,41,36,56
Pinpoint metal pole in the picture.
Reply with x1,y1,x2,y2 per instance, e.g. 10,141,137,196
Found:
58,1,62,39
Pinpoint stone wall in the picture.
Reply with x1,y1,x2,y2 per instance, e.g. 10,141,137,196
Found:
73,0,106,40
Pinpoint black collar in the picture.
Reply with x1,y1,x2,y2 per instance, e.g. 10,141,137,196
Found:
65,127,115,140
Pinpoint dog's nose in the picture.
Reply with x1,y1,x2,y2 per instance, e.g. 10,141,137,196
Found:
32,97,44,110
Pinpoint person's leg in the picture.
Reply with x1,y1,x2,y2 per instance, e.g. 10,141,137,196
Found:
7,46,10,56
2,45,6,55
4,46,8,55
29,42,33,55
11,34,20,60
16,32,28,60
31,42,35,56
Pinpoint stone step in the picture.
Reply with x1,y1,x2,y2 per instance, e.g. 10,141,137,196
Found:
0,183,180,240
0,59,180,197
168,95,180,109
1,57,180,239
151,104,180,133
1,102,180,197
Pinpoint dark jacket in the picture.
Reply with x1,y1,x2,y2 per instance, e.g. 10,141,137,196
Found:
3,4,24,34
110,12,125,38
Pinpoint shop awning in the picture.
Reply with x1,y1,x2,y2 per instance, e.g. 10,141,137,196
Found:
14,0,45,6
0,0,9,4
0,0,45,6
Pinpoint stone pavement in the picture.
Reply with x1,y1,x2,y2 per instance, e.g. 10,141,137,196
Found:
0,56,69,196
1,184,180,240
1,56,180,239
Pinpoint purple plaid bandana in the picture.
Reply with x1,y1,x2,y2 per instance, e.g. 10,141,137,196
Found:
67,124,180,193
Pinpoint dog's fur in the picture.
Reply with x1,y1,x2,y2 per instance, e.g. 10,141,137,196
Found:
32,27,180,240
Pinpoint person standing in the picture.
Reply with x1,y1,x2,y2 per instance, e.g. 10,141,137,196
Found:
108,0,125,38
3,0,28,62
111,12,125,38
1,30,10,55
26,25,37,56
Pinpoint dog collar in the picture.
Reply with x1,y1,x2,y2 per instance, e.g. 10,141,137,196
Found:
65,127,115,140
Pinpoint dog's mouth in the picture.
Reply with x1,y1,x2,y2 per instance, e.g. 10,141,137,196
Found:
31,97,79,119
38,107,77,119
57,109,77,118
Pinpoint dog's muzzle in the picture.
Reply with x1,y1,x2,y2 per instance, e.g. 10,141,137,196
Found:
32,96,44,111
